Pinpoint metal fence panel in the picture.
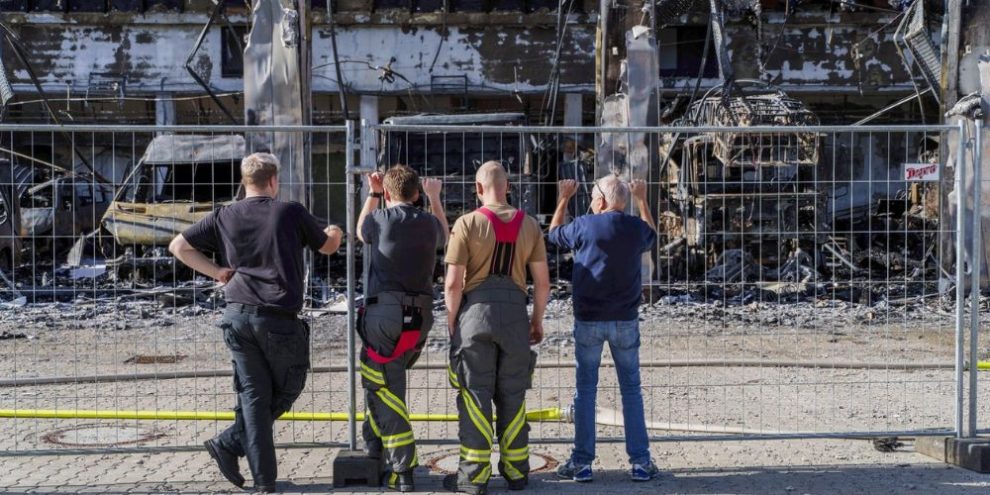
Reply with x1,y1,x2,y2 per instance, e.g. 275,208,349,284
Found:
0,124,352,454
363,122,984,447
0,121,985,457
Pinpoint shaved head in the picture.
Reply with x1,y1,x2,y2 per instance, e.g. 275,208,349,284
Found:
476,161,508,192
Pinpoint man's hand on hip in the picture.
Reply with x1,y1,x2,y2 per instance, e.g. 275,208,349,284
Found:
215,267,236,285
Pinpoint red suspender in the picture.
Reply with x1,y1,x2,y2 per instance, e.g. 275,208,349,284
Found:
476,207,525,276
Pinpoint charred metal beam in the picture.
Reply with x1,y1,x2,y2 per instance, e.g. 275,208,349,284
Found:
185,1,239,125
327,0,351,120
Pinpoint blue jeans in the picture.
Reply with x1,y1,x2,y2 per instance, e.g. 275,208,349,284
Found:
571,319,650,466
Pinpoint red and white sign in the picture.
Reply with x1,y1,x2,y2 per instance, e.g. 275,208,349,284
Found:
904,163,940,182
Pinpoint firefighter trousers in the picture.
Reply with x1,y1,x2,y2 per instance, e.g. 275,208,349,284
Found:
359,291,433,474
448,276,536,488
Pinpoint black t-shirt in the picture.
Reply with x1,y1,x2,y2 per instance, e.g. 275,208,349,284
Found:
182,196,328,313
361,204,445,297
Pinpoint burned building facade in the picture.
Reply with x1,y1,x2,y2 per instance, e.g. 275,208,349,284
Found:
0,0,978,285
0,1,946,126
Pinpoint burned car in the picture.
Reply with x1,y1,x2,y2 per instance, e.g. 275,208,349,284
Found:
19,171,114,261
0,162,23,275
378,113,558,223
660,81,824,278
101,134,245,280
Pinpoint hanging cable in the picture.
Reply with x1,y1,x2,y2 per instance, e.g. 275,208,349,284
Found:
0,21,109,185
327,0,351,121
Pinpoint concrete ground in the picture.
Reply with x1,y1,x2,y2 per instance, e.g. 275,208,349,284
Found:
1,439,989,494
3,298,990,493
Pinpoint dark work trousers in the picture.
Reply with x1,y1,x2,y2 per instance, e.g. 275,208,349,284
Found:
448,276,536,488
213,304,311,487
359,291,433,474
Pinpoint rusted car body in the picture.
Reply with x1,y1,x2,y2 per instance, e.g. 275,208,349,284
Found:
101,134,244,279
20,173,114,258
102,134,245,248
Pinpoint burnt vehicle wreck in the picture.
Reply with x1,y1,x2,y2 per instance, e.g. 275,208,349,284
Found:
658,81,825,280
101,134,245,281
19,170,114,263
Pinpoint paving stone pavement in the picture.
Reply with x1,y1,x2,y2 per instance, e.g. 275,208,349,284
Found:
1,440,989,494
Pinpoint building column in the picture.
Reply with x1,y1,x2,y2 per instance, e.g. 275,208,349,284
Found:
155,93,175,132
360,95,380,169
564,93,583,127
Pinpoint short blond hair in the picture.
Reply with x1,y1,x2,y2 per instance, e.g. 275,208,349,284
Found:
241,152,280,187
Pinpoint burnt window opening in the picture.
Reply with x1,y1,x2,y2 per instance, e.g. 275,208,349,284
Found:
132,162,242,204
372,0,577,12
221,26,248,79
658,26,719,79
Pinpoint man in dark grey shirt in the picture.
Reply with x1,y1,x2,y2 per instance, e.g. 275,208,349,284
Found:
169,152,342,493
356,164,447,492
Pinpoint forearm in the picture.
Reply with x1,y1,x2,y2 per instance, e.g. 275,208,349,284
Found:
531,283,549,324
549,199,570,229
428,193,449,240
636,197,656,231
529,261,550,323
445,286,463,329
356,196,379,243
173,246,223,280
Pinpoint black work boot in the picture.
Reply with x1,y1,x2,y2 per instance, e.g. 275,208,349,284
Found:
443,473,487,495
506,476,528,491
203,438,245,488
384,470,414,492
254,484,276,493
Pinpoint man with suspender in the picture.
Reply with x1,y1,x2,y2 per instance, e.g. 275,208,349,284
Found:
443,161,550,495
356,165,447,492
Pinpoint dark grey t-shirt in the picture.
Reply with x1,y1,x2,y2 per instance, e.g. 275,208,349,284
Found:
182,196,328,313
361,204,445,298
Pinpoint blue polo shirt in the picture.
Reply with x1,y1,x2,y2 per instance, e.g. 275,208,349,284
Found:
548,211,656,322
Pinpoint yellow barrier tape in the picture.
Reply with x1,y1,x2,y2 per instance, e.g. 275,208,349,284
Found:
0,408,562,422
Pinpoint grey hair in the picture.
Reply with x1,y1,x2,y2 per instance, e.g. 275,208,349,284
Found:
594,175,629,207
241,152,280,187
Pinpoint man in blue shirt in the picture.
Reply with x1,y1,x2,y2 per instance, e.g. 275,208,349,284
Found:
548,175,659,483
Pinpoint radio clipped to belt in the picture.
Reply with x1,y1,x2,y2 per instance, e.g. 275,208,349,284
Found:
362,297,425,365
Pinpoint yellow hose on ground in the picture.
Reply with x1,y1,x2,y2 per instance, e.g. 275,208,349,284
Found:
0,408,562,422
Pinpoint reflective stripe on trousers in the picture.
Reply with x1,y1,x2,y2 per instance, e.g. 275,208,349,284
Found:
360,291,433,473
449,276,535,487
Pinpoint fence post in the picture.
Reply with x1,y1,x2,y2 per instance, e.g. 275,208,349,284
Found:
344,119,358,450
970,119,984,437
956,119,969,439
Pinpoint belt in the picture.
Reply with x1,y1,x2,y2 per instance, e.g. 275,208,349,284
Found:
365,292,433,309
226,302,298,319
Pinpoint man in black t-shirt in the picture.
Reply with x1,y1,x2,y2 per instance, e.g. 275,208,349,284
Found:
356,165,447,492
169,152,342,493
